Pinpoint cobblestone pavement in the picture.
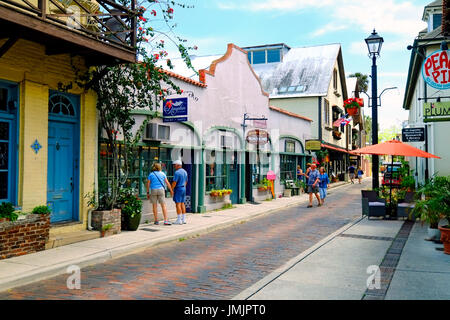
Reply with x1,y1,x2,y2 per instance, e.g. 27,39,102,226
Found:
0,180,369,300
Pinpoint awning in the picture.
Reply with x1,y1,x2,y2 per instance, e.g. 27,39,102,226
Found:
321,143,355,154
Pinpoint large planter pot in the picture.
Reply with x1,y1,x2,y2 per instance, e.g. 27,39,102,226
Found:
122,212,142,231
438,226,450,255
283,189,292,197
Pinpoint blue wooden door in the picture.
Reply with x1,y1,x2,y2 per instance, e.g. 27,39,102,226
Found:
47,121,75,222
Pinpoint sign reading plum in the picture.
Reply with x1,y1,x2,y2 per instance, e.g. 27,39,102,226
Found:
422,49,450,89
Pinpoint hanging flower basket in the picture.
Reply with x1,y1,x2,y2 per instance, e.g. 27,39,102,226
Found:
343,98,363,116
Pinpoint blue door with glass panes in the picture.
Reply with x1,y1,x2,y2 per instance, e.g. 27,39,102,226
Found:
0,81,18,204
47,91,79,222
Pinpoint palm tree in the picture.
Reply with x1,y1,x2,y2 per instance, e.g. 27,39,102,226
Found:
364,115,372,144
349,72,369,93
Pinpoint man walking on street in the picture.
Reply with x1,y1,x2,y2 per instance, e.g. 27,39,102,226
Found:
172,160,188,225
305,163,321,208
348,163,356,184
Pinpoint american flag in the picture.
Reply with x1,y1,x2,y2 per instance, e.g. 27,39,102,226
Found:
333,114,352,127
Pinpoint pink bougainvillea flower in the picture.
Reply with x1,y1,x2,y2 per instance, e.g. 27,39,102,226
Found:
151,10,157,16
168,8,174,14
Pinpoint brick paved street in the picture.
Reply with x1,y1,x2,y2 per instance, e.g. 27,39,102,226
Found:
0,180,369,300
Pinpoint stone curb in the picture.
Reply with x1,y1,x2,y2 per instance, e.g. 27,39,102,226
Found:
0,180,354,292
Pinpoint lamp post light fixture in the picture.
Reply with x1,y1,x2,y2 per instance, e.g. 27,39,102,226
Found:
365,29,384,190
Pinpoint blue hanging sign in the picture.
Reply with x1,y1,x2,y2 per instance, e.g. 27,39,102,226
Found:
163,97,188,122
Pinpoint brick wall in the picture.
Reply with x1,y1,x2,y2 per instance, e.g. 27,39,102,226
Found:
91,209,121,235
0,214,50,260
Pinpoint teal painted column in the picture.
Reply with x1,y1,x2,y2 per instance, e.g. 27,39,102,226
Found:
239,150,246,204
196,147,206,213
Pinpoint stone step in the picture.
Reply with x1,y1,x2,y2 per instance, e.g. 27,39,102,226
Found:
45,230,100,249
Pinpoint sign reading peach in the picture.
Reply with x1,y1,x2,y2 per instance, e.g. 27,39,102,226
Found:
422,49,450,89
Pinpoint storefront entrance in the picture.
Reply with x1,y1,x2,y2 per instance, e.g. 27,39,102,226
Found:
47,91,80,223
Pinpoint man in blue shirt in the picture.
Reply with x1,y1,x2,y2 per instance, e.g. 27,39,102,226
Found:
305,163,321,208
171,160,188,224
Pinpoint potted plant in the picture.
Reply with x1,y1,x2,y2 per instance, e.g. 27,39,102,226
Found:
0,202,18,222
257,184,267,192
343,97,363,116
413,176,449,241
210,190,219,197
101,224,114,237
437,177,450,254
118,188,142,231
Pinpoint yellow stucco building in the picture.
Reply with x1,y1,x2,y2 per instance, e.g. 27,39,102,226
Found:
0,0,137,242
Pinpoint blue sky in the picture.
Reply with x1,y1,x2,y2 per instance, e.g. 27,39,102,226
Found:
158,0,431,130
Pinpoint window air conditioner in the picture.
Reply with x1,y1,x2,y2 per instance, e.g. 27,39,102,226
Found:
143,123,170,142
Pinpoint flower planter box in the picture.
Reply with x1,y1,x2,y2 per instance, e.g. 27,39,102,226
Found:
0,214,50,260
284,189,292,197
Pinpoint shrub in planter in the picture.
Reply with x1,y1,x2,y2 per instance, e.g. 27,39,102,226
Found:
118,188,142,231
413,176,450,242
0,202,18,222
32,205,51,215
435,177,450,254
101,223,114,237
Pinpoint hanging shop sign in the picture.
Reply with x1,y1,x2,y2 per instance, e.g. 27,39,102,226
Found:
422,50,450,90
402,127,425,142
163,97,188,122
423,102,450,122
305,139,322,151
253,119,267,129
246,129,269,145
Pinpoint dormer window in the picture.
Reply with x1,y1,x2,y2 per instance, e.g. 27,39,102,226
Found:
247,48,282,64
433,13,442,30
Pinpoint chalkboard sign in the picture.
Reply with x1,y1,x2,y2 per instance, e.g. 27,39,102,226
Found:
402,127,424,142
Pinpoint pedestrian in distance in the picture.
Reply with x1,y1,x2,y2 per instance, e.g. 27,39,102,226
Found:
146,163,174,225
296,165,303,180
357,166,364,184
305,163,321,208
318,166,330,205
305,163,311,176
348,163,356,184
171,160,188,225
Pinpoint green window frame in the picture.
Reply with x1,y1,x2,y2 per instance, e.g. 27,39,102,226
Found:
99,143,176,198
205,150,227,192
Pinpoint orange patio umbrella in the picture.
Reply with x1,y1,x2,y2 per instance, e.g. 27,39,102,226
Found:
351,139,440,159
351,139,440,216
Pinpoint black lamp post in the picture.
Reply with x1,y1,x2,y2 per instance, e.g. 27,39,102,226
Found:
365,29,384,190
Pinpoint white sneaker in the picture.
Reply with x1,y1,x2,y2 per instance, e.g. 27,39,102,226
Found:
173,220,183,225
182,220,187,224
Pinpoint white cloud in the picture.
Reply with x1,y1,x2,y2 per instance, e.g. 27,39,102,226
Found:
217,0,334,12
310,23,348,37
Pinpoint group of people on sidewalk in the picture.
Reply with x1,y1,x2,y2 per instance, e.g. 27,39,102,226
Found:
298,162,365,208
146,160,188,226
348,164,364,184
297,163,330,208
146,159,365,221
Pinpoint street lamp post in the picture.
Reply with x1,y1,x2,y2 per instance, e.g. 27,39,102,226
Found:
365,29,384,190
